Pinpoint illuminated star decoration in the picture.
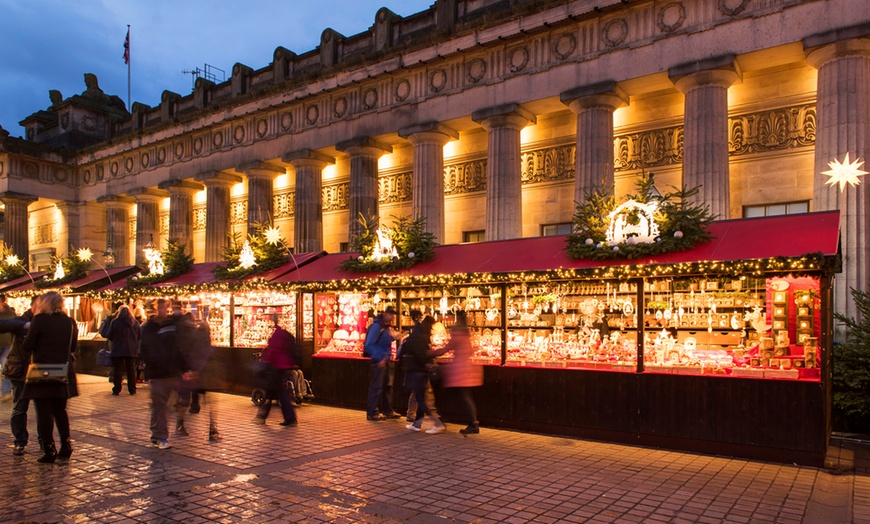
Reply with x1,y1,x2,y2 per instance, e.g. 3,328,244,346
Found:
263,226,283,246
238,240,257,269
822,153,868,193
4,255,19,266
77,247,94,262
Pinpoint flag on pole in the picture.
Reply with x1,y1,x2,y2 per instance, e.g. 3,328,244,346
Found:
123,27,130,64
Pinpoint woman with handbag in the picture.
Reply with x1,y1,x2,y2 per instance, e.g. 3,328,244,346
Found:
22,292,79,463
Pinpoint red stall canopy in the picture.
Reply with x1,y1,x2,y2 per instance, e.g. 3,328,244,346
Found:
273,211,841,283
0,272,48,293
12,266,141,293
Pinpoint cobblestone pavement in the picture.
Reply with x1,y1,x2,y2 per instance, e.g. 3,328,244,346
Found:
0,374,866,523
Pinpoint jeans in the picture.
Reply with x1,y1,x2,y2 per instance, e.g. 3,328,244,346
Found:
149,377,176,441
112,357,137,395
33,397,69,447
257,369,297,423
367,360,394,418
407,374,440,420
406,371,442,427
10,380,33,446
0,346,11,396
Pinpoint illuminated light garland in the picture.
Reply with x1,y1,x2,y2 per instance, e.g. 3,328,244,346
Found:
34,248,91,290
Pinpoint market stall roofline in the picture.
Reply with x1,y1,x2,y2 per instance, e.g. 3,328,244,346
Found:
10,266,140,294
0,271,48,293
272,211,841,284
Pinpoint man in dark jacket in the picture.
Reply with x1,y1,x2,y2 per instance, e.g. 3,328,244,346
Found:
139,299,190,449
0,296,36,455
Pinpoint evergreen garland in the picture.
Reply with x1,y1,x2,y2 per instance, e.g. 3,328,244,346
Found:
0,243,25,281
128,240,194,285
35,250,91,289
339,214,437,273
212,224,290,280
566,174,715,260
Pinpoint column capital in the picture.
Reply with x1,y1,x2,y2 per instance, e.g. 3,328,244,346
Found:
806,36,870,69
238,161,285,179
472,103,536,131
96,195,135,207
127,187,169,202
398,122,459,145
336,137,393,157
194,171,243,187
0,191,38,205
560,81,629,113
283,149,335,169
669,55,742,94
158,179,205,194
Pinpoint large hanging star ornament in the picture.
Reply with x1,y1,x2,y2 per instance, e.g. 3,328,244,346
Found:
4,255,19,266
822,153,868,193
77,247,94,262
263,226,283,245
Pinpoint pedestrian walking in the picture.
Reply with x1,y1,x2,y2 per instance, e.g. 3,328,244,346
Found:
0,296,37,455
434,311,482,436
0,294,17,402
364,306,401,421
253,316,298,426
402,316,446,434
184,315,224,441
105,306,140,396
22,292,79,463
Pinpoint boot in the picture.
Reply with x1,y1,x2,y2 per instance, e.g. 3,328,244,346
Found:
208,424,221,442
58,438,73,459
176,419,189,436
37,441,57,463
459,424,480,436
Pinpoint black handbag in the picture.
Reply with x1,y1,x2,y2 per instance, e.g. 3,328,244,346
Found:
24,318,75,385
427,363,442,387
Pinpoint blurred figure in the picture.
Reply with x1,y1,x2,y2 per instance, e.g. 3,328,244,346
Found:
364,306,400,421
22,292,79,463
0,294,16,401
0,295,38,455
402,316,446,434
105,306,140,396
433,311,483,436
254,316,298,426
184,315,224,441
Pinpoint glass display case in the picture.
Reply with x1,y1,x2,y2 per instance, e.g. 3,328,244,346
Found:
184,292,232,347
314,292,372,357
232,291,297,348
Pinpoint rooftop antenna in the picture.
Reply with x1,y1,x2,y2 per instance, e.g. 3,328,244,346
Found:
181,63,226,91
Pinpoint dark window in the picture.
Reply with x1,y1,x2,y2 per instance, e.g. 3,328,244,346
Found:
462,230,485,243
339,242,349,252
541,223,573,236
743,201,809,218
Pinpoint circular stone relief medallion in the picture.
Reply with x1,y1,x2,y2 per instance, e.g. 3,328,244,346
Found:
508,47,529,72
23,162,37,178
658,2,686,33
718,0,750,16
256,119,268,138
602,18,629,47
82,115,96,132
395,79,411,101
306,105,319,125
157,148,166,163
83,169,91,184
193,136,204,154
466,59,487,83
553,33,577,59
174,143,184,159
96,165,104,181
110,161,120,177
281,112,293,131
54,168,68,182
141,153,150,169
233,125,245,144
125,157,134,172
429,70,447,93
213,132,224,148
0,161,4,176
334,97,348,118
363,88,378,109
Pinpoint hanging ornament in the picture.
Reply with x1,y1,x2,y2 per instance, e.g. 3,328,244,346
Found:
238,240,257,270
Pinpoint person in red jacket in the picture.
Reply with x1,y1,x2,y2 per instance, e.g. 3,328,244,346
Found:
253,317,298,426
433,311,483,435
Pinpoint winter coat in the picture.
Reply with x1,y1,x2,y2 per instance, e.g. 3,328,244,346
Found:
262,327,297,370
400,328,432,374
363,317,394,362
0,304,15,349
0,310,33,381
21,312,79,399
138,316,189,380
442,327,483,388
106,310,140,358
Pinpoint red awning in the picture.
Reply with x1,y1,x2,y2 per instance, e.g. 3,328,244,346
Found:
273,211,841,283
12,266,141,293
0,272,48,292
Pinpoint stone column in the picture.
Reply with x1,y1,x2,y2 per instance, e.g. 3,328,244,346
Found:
158,179,204,257
195,171,242,262
97,196,135,267
336,138,392,241
0,192,36,262
284,150,334,253
670,56,741,220
471,103,536,241
399,123,458,244
128,188,168,266
805,34,870,322
240,162,284,234
561,82,629,203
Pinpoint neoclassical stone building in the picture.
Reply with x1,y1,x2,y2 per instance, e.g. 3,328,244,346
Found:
0,0,868,319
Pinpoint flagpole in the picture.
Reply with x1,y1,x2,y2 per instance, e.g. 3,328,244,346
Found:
127,25,131,111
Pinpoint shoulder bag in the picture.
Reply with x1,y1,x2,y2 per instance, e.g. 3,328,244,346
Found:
25,318,74,385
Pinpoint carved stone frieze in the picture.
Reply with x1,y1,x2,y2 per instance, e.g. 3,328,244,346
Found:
444,159,487,195
728,103,816,155
129,219,136,240
230,200,247,226
379,172,412,204
274,191,295,219
614,125,684,172
193,207,206,231
30,224,57,245
159,212,169,236
521,144,576,184
322,182,350,212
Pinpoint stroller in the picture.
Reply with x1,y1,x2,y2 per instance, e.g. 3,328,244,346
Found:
250,351,314,406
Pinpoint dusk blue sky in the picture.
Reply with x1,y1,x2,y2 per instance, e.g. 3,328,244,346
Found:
0,0,435,136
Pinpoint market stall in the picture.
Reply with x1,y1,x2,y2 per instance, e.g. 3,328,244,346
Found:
271,211,839,465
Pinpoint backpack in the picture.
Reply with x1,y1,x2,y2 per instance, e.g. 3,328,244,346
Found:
362,320,385,358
